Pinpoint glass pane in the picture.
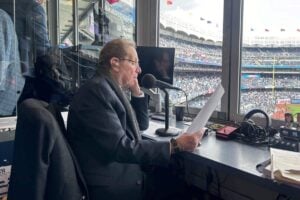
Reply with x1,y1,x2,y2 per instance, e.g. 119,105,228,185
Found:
78,0,96,46
0,0,51,116
159,0,223,109
60,0,74,45
0,5,23,117
104,0,136,41
241,0,300,121
72,0,136,86
76,0,136,47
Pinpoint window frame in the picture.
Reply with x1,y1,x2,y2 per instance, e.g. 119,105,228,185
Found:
137,0,285,128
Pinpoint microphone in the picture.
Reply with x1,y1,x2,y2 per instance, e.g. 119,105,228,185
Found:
141,74,181,137
141,74,181,91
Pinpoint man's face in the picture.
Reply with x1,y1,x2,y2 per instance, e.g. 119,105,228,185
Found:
117,46,141,88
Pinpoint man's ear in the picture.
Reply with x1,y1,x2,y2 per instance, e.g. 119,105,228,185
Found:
110,57,120,72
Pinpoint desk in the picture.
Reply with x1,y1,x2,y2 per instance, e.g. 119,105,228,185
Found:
142,120,300,200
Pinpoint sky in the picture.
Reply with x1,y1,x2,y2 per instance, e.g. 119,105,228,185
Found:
160,0,300,39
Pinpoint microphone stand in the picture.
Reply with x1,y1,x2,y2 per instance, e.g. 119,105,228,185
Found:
155,88,180,137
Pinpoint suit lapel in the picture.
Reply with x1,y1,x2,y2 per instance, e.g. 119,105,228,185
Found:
104,75,141,141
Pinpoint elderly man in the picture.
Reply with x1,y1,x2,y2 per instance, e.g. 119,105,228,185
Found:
67,39,203,200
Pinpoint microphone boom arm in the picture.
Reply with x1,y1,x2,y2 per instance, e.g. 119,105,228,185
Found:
163,88,170,130
155,88,180,137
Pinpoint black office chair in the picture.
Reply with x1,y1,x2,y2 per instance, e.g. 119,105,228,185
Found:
8,98,88,200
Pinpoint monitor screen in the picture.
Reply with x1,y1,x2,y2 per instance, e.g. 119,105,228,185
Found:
137,46,175,85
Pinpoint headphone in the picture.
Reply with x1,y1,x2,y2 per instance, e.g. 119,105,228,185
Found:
239,109,271,144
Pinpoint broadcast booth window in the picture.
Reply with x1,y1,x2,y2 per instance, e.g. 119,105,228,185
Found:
158,0,224,112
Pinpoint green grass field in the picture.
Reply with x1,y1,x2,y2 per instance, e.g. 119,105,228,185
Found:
286,104,300,119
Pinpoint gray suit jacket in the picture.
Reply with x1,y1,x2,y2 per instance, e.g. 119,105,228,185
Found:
67,73,170,200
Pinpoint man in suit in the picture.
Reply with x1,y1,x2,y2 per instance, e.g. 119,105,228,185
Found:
67,38,203,200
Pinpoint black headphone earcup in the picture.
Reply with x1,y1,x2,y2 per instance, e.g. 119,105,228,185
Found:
243,109,271,129
246,119,255,125
255,125,266,137
240,121,255,137
240,109,270,144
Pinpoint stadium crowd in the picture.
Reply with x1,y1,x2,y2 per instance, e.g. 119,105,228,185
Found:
241,75,300,89
169,71,300,116
169,73,221,105
240,90,300,115
160,34,300,67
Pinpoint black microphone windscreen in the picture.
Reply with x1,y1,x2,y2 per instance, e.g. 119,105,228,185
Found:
141,74,156,89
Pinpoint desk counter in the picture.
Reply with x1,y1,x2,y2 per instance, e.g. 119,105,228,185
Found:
142,120,300,200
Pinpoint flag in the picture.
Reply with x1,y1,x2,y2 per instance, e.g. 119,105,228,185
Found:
200,17,205,21
166,0,173,5
297,29,300,32
207,20,211,24
265,28,269,32
280,28,285,32
107,0,119,4
250,28,254,31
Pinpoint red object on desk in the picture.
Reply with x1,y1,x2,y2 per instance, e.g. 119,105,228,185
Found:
216,126,238,139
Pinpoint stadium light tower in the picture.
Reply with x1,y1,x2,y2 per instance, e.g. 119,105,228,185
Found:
272,55,276,104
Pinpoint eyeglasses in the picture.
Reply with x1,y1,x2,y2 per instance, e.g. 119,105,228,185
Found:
119,58,139,66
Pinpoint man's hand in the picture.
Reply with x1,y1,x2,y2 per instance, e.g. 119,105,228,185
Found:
175,129,205,152
130,78,142,97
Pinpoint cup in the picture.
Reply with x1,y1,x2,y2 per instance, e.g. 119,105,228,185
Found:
175,105,185,121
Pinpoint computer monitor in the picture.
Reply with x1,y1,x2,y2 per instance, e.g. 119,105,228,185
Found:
137,46,175,85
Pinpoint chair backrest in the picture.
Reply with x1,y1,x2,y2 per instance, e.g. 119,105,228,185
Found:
8,98,88,200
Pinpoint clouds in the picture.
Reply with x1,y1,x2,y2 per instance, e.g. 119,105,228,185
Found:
160,0,300,38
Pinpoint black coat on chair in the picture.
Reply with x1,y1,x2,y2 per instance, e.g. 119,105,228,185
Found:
8,98,88,200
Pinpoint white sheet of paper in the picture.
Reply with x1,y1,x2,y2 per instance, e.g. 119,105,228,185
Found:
187,83,224,134
270,148,300,183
